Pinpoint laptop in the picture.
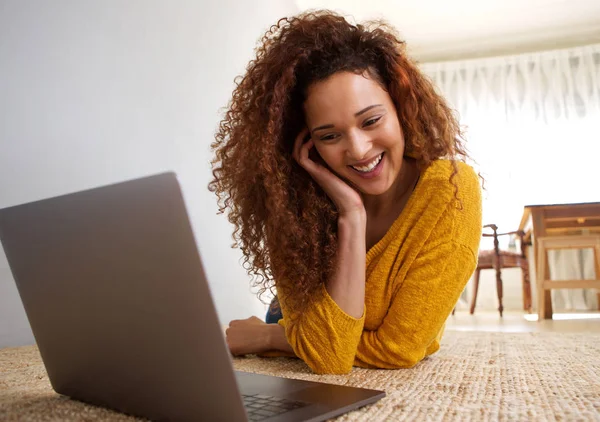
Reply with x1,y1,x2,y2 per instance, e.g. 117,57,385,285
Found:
0,172,385,422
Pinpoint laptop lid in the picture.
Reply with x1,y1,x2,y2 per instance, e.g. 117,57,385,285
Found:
0,173,248,421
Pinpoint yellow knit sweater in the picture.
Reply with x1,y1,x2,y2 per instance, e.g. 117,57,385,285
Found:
277,160,482,374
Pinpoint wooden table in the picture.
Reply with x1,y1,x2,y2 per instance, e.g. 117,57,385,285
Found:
519,202,600,319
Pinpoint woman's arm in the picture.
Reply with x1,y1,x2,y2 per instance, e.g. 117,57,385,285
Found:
354,241,476,368
227,211,366,365
263,211,366,353
326,211,367,318
270,211,367,374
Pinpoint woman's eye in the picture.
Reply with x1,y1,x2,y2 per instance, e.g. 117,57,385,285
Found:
364,117,381,127
320,134,337,141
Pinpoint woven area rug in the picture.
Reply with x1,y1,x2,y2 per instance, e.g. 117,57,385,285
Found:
1,331,599,421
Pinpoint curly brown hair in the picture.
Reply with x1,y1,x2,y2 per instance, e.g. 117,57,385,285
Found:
209,10,469,315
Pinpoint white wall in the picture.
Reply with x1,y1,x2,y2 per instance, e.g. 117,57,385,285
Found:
0,0,298,348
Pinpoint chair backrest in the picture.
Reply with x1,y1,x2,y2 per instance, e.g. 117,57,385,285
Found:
482,224,527,258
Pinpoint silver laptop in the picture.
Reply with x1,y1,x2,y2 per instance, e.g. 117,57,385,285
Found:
0,173,385,422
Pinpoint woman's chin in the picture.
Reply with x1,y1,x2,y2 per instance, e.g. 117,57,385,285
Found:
339,171,394,198
354,182,393,197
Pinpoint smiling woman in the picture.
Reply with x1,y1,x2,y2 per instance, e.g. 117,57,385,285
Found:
305,73,407,198
209,10,482,374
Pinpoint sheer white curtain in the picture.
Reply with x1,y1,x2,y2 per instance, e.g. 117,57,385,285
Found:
421,44,600,311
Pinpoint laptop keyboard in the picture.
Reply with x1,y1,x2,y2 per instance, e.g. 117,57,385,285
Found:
242,394,308,421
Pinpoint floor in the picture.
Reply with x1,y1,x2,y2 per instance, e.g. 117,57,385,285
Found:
447,310,600,333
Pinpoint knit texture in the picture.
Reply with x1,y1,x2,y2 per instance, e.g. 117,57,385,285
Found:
278,160,482,374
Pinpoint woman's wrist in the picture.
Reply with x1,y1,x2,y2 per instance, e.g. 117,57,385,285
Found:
338,208,367,228
265,323,294,354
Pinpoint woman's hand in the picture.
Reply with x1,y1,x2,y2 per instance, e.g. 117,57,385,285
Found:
225,316,272,356
293,128,365,217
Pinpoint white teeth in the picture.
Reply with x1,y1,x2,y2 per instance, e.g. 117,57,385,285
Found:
351,153,383,173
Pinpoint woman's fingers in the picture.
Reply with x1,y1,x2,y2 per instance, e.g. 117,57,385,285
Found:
229,316,262,327
294,132,321,175
293,128,311,163
292,128,340,188
248,316,263,324
299,140,314,167
225,317,270,356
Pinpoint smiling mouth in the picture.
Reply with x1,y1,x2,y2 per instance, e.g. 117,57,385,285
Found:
349,153,384,173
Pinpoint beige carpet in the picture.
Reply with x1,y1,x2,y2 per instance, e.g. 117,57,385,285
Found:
1,331,599,421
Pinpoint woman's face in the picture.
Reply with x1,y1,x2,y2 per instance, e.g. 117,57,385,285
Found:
303,71,405,197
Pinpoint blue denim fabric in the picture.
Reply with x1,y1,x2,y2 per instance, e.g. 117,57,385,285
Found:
265,296,283,323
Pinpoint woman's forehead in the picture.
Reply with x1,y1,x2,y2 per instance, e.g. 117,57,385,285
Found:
303,72,391,120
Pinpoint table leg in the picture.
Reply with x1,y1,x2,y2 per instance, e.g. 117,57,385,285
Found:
532,208,553,320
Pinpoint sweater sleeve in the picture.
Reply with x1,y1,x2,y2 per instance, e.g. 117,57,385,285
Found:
354,240,476,369
277,283,365,374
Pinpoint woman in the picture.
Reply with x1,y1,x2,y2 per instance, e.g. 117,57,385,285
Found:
209,11,482,375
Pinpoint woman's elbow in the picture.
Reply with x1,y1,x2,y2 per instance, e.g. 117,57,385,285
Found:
396,355,421,368
286,328,358,374
307,355,355,375
358,346,427,369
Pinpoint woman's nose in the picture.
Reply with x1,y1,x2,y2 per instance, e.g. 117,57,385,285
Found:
346,131,371,161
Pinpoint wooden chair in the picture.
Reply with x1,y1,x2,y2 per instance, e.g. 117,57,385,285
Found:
535,235,600,320
470,224,533,317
